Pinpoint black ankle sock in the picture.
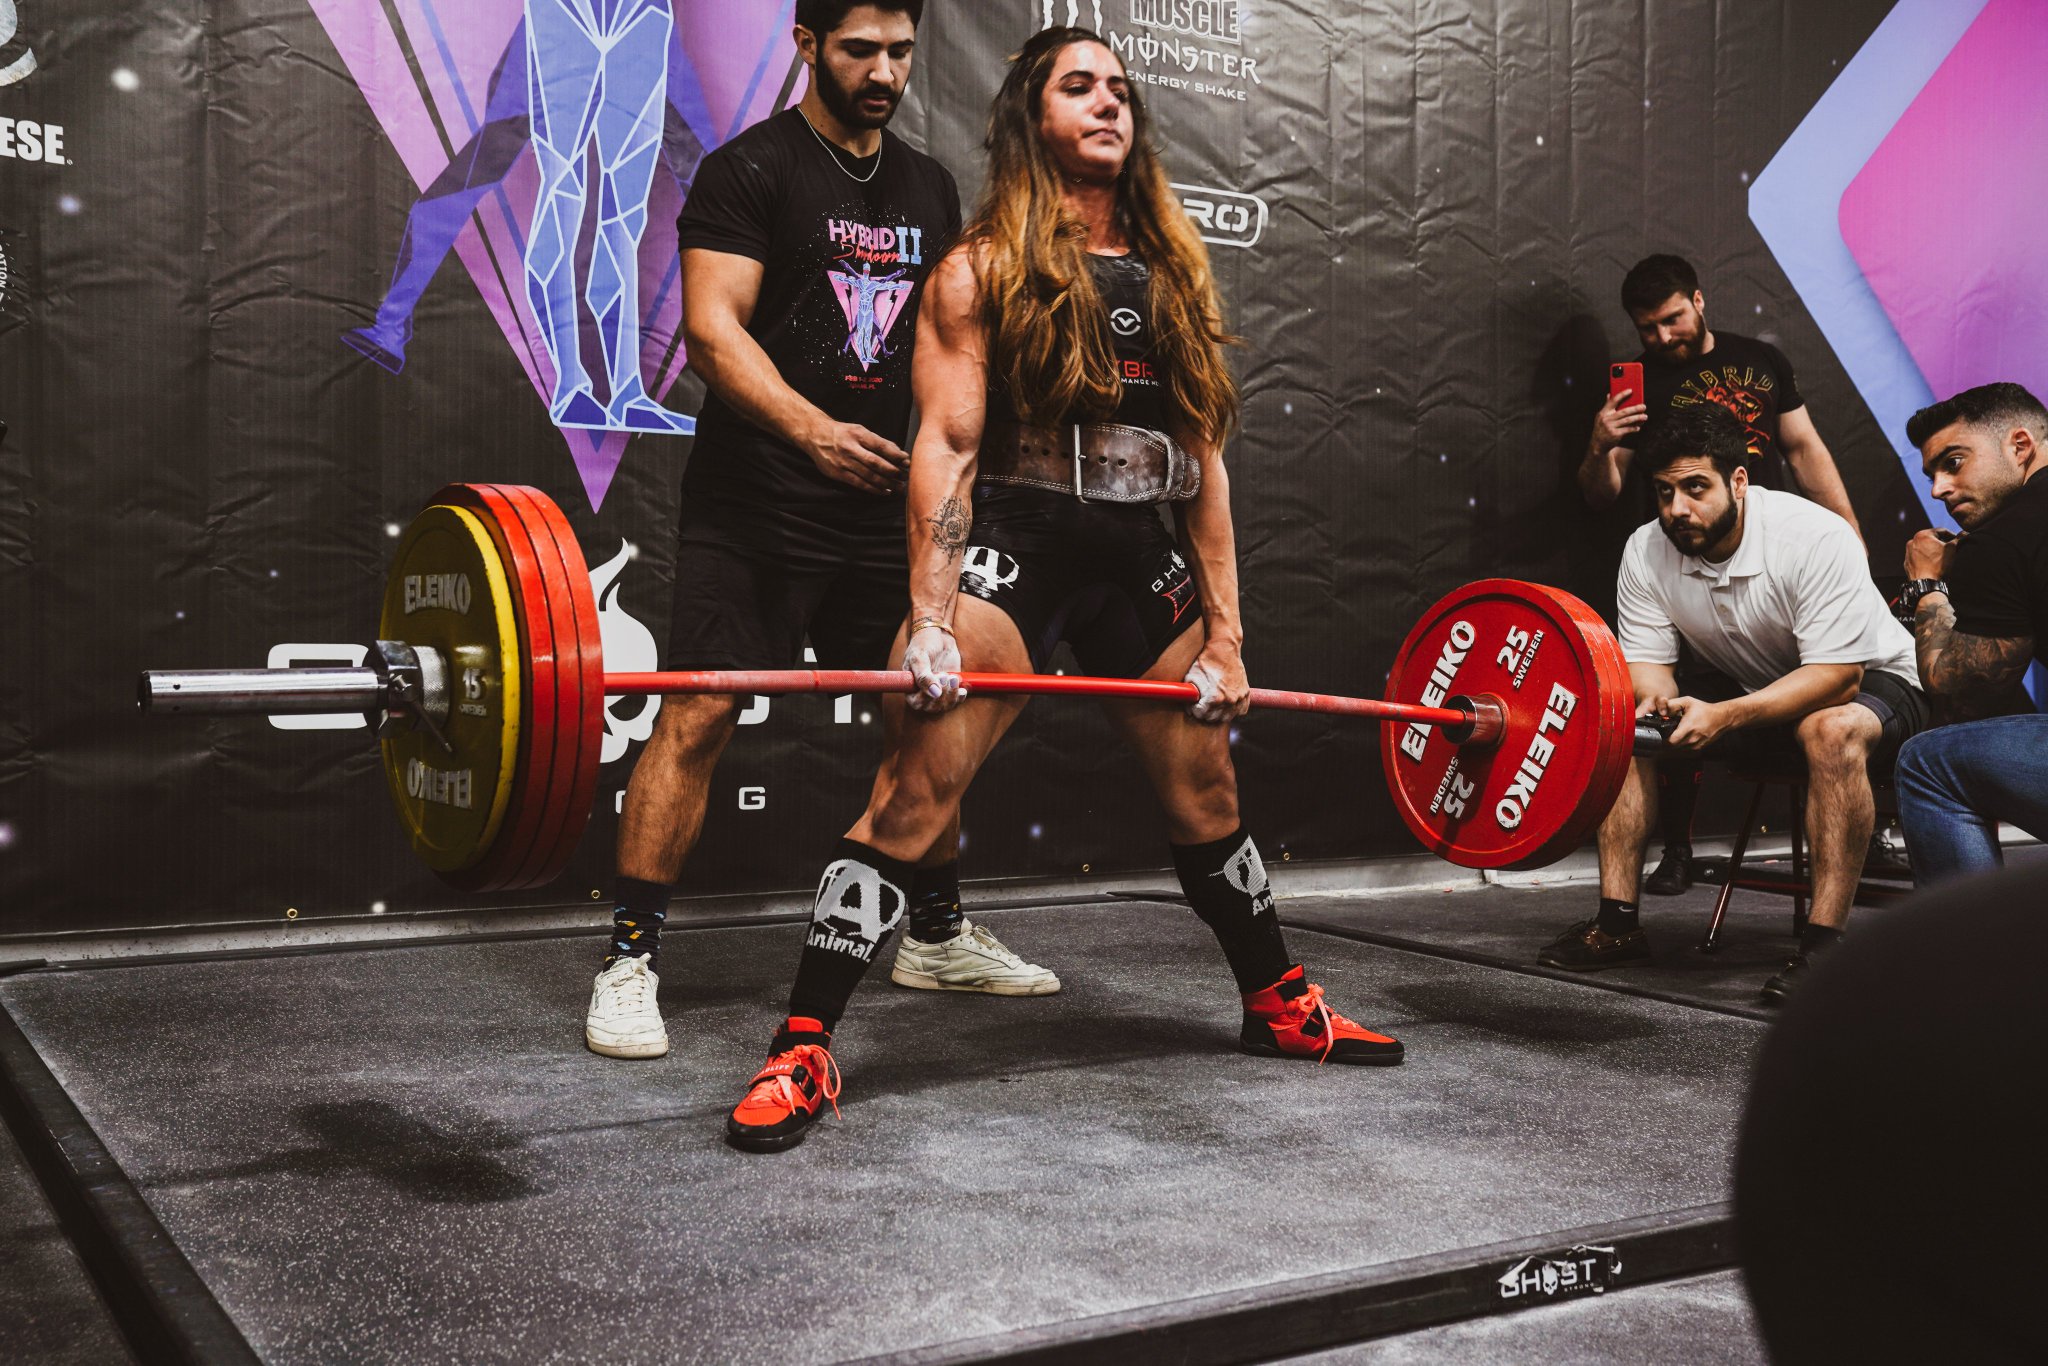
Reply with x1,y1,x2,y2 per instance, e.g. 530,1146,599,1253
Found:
1173,828,1293,993
1800,924,1845,955
1597,896,1640,935
907,861,964,943
605,876,674,966
787,839,915,1032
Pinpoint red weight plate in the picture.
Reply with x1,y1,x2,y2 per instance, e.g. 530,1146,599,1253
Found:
1379,579,1635,870
493,484,602,888
509,484,605,886
435,483,560,893
471,483,578,891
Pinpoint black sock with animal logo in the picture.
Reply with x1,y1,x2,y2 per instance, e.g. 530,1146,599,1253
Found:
1173,829,1293,993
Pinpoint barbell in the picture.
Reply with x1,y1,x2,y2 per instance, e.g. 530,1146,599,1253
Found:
138,483,1664,890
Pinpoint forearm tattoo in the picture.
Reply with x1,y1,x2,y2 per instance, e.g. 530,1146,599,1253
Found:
1917,599,2033,705
927,496,970,559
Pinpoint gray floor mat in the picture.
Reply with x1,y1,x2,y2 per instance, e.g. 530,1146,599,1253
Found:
0,903,1760,1364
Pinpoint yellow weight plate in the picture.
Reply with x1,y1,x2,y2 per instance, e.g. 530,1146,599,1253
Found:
377,504,523,872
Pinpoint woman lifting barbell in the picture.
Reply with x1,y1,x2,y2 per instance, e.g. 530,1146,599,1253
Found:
724,27,1403,1154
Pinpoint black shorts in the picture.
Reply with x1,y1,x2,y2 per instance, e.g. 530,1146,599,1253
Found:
1671,660,1934,767
956,484,1203,677
666,497,907,670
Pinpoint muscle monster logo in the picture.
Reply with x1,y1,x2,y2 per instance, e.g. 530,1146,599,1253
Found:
310,0,802,510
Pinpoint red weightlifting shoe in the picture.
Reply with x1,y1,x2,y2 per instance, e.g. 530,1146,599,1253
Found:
1241,966,1404,1066
725,1018,841,1152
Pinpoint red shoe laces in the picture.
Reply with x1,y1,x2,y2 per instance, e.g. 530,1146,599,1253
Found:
751,1043,843,1119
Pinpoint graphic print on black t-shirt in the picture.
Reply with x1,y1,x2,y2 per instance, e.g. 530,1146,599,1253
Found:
1625,332,1805,510
677,109,960,509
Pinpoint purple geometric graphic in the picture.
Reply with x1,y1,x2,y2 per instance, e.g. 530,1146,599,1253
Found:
308,0,800,510
1839,0,2048,409
1749,0,1991,531
827,265,913,370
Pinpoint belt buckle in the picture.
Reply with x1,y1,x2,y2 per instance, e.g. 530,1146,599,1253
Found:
1072,424,1087,502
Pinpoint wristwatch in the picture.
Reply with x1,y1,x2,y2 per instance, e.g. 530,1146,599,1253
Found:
1895,577,1949,625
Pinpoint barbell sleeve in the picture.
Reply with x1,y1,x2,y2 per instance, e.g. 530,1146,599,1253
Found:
140,668,387,715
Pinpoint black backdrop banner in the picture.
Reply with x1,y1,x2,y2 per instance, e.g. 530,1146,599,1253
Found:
0,0,1926,936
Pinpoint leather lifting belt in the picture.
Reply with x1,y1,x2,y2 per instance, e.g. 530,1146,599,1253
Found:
979,419,1202,504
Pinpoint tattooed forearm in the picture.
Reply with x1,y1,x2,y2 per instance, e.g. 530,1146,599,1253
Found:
1913,598,1957,686
1917,599,2033,702
927,496,970,558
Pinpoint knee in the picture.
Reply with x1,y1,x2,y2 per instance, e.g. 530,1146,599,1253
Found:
864,765,959,844
1797,707,1875,767
652,694,738,759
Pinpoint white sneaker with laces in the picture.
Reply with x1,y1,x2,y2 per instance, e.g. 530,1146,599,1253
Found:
890,917,1061,996
585,954,669,1058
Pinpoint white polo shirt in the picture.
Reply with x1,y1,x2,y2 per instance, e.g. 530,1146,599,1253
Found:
1616,486,1919,692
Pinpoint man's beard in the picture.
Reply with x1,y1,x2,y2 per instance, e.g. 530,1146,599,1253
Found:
1650,322,1706,362
816,67,901,130
1661,497,1738,555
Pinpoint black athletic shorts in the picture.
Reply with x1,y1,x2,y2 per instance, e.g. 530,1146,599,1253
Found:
955,483,1204,677
1671,659,1934,767
666,495,907,671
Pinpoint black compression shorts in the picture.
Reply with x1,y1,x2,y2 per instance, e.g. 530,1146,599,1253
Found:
955,483,1204,677
666,494,907,671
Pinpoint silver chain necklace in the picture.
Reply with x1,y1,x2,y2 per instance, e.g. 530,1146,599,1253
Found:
798,108,882,183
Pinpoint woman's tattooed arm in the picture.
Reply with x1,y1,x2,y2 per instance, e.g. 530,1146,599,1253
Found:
928,495,971,559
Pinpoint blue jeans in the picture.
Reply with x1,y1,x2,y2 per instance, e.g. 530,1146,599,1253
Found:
1895,714,2048,885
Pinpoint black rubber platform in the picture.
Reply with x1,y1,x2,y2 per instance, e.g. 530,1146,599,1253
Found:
0,1110,136,1364
0,900,1763,1363
1289,1269,1763,1364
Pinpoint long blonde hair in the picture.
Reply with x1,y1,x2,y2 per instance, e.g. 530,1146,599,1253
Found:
965,27,1239,444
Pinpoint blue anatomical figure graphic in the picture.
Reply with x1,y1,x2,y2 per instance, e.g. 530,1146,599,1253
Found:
342,1,705,435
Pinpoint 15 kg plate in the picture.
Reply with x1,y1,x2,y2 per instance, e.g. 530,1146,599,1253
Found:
1379,580,1634,870
377,504,523,873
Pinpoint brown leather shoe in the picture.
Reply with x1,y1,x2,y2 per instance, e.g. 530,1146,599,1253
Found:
1538,918,1652,971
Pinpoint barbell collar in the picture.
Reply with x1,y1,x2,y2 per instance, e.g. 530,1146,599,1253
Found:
139,668,387,715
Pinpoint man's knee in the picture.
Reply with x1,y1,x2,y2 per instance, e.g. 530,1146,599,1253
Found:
651,693,740,757
1797,705,1878,767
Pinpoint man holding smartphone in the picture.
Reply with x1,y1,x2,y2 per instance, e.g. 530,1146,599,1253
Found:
1576,253,1865,896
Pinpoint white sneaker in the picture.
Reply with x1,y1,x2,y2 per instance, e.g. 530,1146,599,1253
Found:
584,955,669,1058
890,917,1061,996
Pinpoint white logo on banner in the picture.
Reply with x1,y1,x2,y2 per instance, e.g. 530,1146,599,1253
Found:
0,2,37,87
1173,183,1269,249
592,541,660,764
1038,0,1105,27
265,643,369,731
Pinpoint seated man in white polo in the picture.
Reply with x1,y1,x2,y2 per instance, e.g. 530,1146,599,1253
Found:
1541,405,1930,1001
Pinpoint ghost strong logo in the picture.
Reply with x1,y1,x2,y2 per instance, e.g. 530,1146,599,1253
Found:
1221,836,1274,916
808,859,906,961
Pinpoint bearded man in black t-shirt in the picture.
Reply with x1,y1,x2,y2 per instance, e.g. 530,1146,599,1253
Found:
1895,383,2048,885
583,0,1058,1062
1576,253,1869,898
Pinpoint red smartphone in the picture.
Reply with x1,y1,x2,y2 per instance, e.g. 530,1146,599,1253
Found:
1609,362,1644,406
